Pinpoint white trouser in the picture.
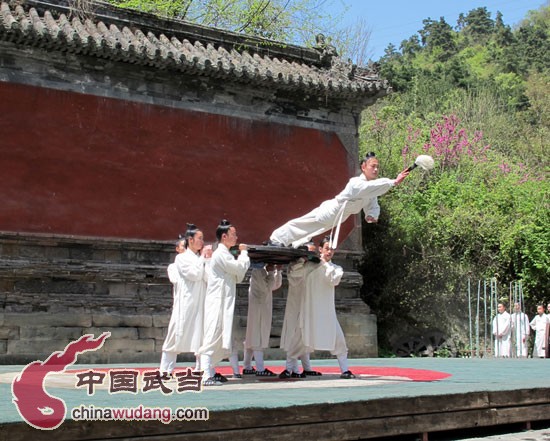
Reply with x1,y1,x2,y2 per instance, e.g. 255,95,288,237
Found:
161,352,201,374
200,354,216,382
285,353,312,373
329,322,348,356
243,348,253,370
200,346,239,382
270,199,346,247
300,353,312,371
229,351,240,375
194,356,201,371
160,351,177,374
515,339,528,357
243,348,266,371
534,333,546,358
337,353,349,373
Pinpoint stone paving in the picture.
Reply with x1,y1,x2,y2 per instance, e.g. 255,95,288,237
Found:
448,427,550,441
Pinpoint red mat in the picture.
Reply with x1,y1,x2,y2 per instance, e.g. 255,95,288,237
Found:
217,366,452,382
72,366,451,382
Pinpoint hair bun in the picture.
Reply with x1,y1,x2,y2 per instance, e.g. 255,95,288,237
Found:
360,151,377,164
186,223,197,230
220,219,231,226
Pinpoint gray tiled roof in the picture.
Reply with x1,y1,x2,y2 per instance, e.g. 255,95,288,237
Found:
0,0,389,103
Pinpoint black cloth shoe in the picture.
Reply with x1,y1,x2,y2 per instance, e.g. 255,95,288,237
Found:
278,369,292,379
255,368,276,377
303,370,323,376
291,372,306,378
213,372,228,383
242,368,256,375
203,377,223,386
340,370,356,379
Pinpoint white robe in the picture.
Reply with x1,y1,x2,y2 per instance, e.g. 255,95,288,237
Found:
270,175,396,247
280,259,311,358
301,260,347,355
511,312,530,357
530,314,550,357
198,244,250,366
492,311,511,357
162,251,209,354
167,262,180,285
244,267,282,350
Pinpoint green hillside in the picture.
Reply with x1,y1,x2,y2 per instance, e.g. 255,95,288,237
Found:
360,6,549,354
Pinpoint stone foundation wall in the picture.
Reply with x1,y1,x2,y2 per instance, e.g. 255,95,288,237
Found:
0,232,377,364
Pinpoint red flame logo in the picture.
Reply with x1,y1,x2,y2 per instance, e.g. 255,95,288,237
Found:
11,332,110,430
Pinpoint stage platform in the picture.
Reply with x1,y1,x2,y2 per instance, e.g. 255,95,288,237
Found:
1,358,549,440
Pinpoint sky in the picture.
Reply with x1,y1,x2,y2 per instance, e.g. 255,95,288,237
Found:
328,0,548,60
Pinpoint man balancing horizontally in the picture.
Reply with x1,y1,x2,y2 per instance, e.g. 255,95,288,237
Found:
268,152,412,249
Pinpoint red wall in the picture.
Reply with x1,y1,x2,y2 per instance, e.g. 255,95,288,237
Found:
0,82,354,244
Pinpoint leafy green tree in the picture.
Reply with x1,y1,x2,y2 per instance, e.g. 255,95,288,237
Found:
378,44,417,92
493,72,527,110
502,6,550,75
487,14,515,73
458,7,494,45
493,11,514,47
520,70,550,166
400,35,421,59
524,71,550,128
106,0,296,40
418,17,457,61
101,0,547,75
442,56,471,88
101,0,369,62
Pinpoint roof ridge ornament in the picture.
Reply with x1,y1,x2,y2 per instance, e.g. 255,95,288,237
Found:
314,33,357,80
314,33,338,68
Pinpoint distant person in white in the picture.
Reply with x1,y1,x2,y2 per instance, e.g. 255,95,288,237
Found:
269,152,410,248
511,302,530,358
492,303,511,358
530,305,550,358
